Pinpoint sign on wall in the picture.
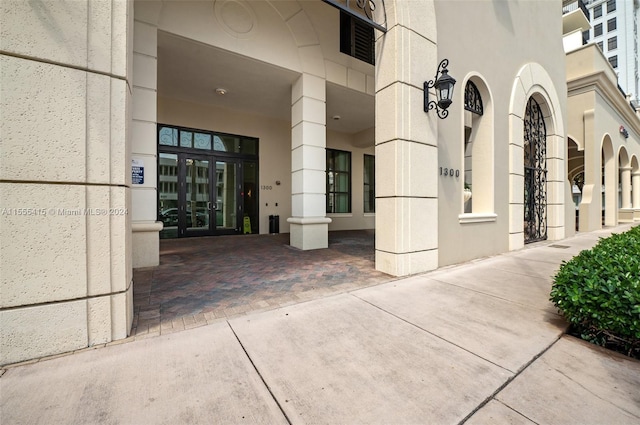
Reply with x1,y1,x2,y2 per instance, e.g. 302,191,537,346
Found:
132,159,144,185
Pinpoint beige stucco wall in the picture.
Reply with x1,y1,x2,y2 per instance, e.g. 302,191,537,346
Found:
434,0,568,266
0,0,133,365
566,45,640,231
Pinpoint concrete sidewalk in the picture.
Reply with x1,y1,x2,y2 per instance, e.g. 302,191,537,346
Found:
2,225,639,424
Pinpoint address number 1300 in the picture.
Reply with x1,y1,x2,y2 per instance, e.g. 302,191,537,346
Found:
440,167,460,178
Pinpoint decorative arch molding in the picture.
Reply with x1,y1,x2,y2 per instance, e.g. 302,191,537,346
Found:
567,133,584,151
508,63,565,250
601,135,618,226
617,145,631,168
632,156,640,216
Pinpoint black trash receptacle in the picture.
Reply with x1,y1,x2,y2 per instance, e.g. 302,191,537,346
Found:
269,215,280,234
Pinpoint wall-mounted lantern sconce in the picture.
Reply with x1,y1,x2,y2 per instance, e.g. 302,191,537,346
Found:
619,125,629,139
424,59,457,119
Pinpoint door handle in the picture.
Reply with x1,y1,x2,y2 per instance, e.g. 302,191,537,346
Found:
207,202,213,210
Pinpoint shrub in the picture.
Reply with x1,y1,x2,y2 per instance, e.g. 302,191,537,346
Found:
550,226,640,358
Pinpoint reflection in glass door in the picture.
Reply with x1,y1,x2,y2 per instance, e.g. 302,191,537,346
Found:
158,125,259,238
215,160,239,234
158,153,254,237
159,153,179,239
184,156,213,236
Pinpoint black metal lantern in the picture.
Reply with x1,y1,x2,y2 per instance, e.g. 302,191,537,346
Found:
424,59,457,119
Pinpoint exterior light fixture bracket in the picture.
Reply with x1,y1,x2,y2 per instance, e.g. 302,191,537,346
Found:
424,59,456,119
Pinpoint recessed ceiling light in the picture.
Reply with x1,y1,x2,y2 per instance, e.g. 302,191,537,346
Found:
215,88,227,96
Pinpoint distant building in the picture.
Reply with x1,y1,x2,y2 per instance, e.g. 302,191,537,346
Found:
583,0,640,101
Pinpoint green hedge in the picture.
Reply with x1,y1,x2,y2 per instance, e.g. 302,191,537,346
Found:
550,226,640,358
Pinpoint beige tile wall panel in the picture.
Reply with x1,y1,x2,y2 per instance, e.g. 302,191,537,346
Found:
376,198,438,255
347,68,367,92
375,249,438,277
376,140,438,199
87,73,112,183
133,21,158,57
134,0,162,26
291,121,326,150
375,81,436,148
0,56,86,182
110,78,129,186
0,300,87,365
131,121,158,155
111,289,132,341
288,222,329,251
110,186,131,294
87,296,112,346
132,230,160,267
131,187,158,222
291,169,325,196
87,0,113,73
132,87,157,123
0,0,128,77
325,60,348,86
291,193,326,219
133,53,157,89
0,1,88,67
0,183,87,308
86,185,112,297
1,56,128,185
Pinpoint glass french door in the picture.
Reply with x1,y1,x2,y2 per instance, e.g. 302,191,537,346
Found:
159,154,244,238
213,159,241,235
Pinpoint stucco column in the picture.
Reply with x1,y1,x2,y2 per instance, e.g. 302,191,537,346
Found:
632,171,640,221
0,0,133,364
620,167,632,209
131,11,163,267
287,73,331,250
375,3,439,276
578,110,602,231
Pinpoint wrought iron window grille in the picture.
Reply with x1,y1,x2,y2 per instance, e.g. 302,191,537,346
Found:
464,81,483,115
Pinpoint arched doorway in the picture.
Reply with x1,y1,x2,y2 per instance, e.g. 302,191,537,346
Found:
602,136,615,226
567,137,584,231
523,97,548,243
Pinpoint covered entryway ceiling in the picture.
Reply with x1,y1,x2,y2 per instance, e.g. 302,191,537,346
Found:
157,31,374,135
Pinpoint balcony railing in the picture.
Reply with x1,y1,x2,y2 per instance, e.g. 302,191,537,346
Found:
562,0,589,21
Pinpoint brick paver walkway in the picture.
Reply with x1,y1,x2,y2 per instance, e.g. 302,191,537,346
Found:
132,231,395,337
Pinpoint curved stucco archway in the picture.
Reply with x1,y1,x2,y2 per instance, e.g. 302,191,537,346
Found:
508,63,565,250
618,145,633,218
602,135,615,226
567,137,584,231
631,156,640,213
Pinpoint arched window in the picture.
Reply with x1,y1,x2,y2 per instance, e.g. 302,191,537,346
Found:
464,81,483,115
462,78,493,218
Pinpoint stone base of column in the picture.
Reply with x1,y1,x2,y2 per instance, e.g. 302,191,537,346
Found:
578,185,603,231
375,249,438,277
288,217,332,250
132,221,163,268
634,209,640,221
618,208,635,223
